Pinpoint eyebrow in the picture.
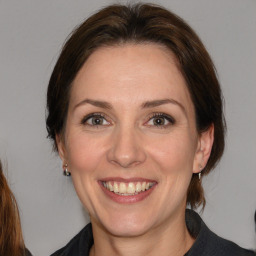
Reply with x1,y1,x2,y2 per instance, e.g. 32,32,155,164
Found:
74,99,112,110
74,98,186,115
141,99,186,115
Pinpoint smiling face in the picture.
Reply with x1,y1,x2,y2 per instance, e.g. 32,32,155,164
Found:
57,43,212,237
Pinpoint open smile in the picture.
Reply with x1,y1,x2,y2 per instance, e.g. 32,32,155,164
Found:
99,179,157,203
103,181,155,195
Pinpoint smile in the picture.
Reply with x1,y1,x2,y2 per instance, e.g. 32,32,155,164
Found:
102,181,155,196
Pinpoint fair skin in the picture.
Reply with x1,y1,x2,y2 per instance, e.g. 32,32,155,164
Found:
57,43,214,256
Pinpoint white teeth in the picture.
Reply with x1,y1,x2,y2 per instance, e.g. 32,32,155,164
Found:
141,182,146,191
113,182,118,193
135,182,141,193
109,183,114,191
127,182,135,194
119,182,126,193
103,181,154,195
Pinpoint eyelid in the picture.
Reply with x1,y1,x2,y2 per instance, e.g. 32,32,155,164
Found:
145,112,175,127
81,112,111,126
80,112,175,128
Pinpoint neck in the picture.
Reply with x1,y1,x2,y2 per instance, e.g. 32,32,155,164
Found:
89,209,194,256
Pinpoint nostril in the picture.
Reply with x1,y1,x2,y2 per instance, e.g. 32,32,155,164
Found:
106,127,147,168
109,158,142,169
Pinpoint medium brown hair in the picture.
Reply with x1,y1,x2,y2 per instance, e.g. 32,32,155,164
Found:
46,3,226,208
0,160,26,256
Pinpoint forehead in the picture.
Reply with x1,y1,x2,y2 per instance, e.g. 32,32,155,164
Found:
70,43,194,112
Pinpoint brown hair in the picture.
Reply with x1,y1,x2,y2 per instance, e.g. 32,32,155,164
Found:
46,3,226,208
0,160,26,256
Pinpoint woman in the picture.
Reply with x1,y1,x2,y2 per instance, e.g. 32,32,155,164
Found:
0,160,32,256
46,3,255,256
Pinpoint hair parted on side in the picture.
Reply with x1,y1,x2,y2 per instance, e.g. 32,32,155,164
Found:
0,160,26,256
46,3,226,209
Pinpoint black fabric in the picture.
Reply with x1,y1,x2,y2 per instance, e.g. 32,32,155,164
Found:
50,210,255,256
50,223,93,256
183,210,255,256
25,248,33,256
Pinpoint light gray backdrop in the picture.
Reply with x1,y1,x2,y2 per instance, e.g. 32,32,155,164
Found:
0,0,255,255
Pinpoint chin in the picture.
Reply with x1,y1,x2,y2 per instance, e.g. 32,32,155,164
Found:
106,220,151,237
95,211,154,237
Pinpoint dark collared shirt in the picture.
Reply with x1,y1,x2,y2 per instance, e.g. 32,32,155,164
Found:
50,210,255,256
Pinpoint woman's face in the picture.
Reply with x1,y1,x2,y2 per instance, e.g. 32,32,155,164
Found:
58,44,211,236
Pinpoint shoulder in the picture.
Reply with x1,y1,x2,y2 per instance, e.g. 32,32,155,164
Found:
205,232,255,256
186,210,255,256
50,223,93,256
209,231,255,256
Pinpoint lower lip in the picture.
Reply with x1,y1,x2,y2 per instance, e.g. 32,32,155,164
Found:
99,182,157,204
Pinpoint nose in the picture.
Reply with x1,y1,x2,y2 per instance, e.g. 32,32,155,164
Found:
107,125,146,168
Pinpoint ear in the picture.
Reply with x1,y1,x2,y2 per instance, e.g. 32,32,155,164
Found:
56,134,67,163
193,124,214,174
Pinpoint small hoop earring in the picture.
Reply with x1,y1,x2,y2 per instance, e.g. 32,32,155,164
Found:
63,163,71,176
198,164,203,181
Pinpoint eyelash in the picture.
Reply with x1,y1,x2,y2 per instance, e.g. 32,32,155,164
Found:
80,112,175,128
81,113,110,127
146,113,175,128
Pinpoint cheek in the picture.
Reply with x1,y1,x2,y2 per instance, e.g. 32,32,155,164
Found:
64,132,108,211
65,131,107,175
147,133,196,177
144,133,196,214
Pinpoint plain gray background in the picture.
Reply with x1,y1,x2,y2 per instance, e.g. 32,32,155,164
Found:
0,0,255,255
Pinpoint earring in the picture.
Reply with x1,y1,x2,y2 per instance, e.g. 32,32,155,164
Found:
198,164,203,181
63,163,71,176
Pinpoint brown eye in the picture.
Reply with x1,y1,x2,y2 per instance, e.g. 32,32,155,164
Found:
153,117,166,126
91,116,104,125
147,113,175,128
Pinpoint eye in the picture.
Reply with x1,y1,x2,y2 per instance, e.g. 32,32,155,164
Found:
146,113,175,128
81,113,110,126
